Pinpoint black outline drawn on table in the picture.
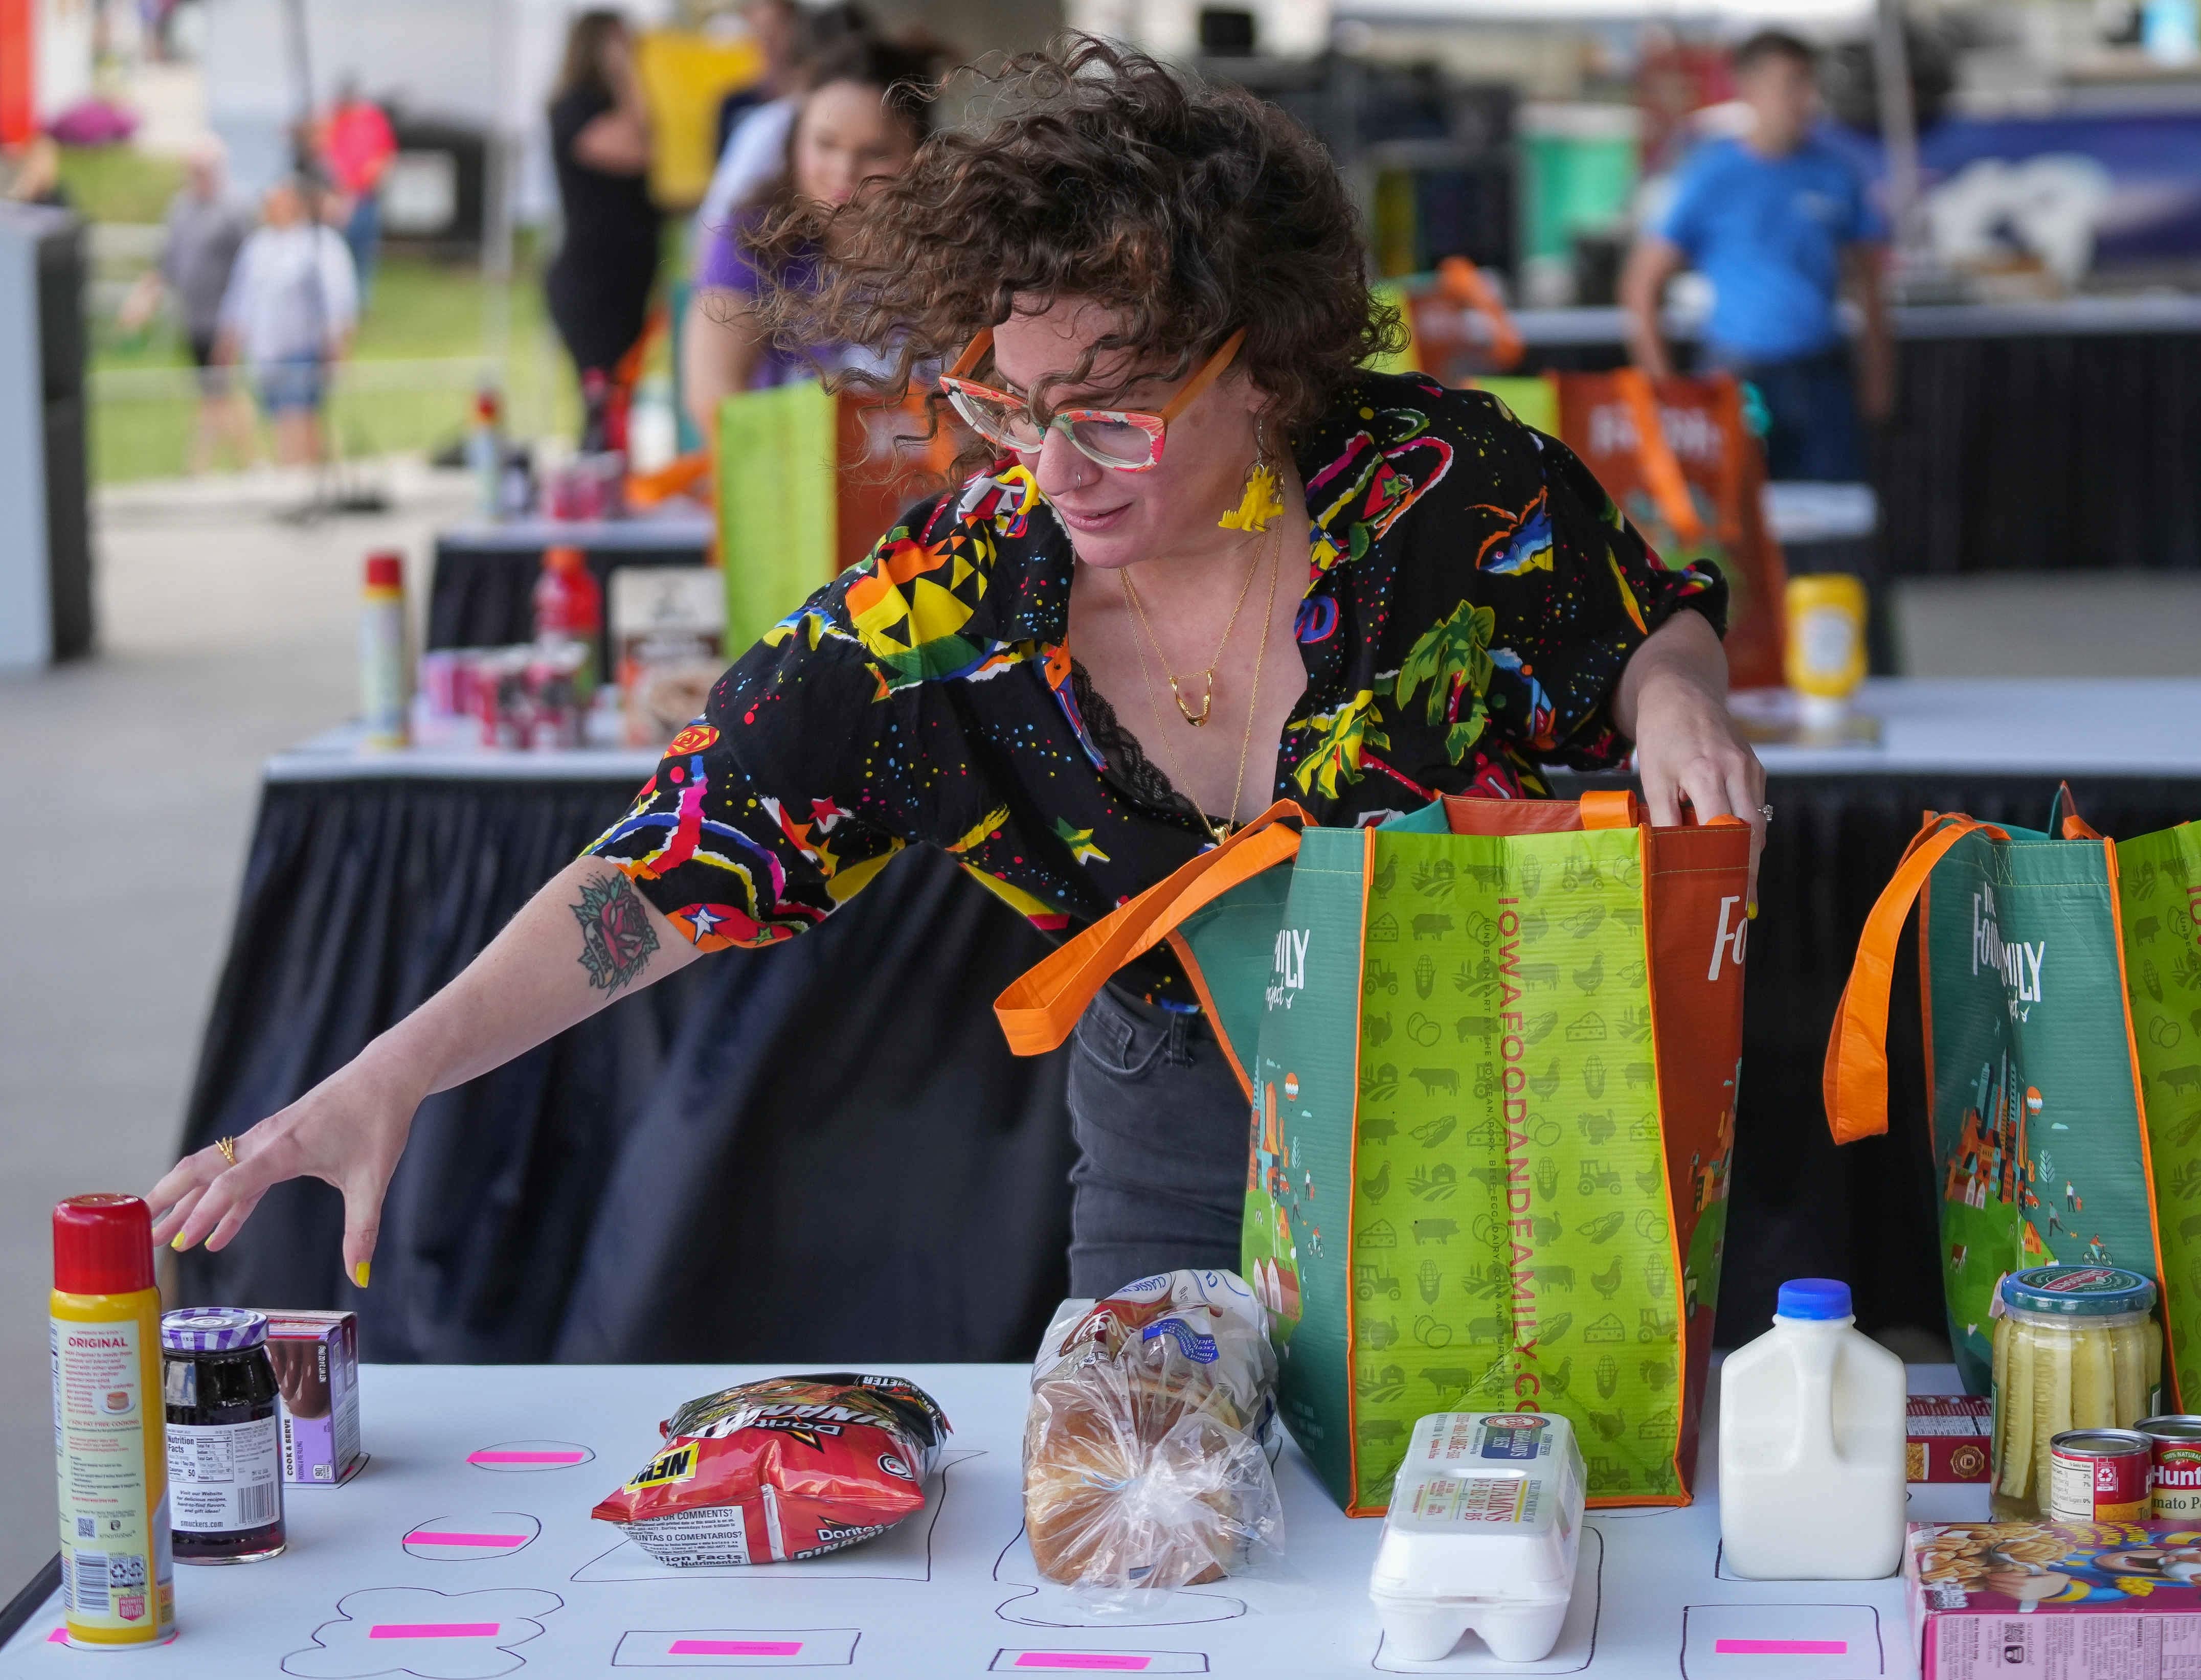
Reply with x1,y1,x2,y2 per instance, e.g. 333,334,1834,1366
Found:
402,1513,544,1562
610,1628,861,1667
1714,1541,1899,1584
465,1441,596,1473
992,1525,1245,1627
1678,1603,1886,1680
574,1451,981,1583
990,1649,1210,1673
1369,1523,1605,1674
281,1586,563,1679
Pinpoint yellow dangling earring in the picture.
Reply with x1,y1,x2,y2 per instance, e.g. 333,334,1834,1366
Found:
1219,421,1284,533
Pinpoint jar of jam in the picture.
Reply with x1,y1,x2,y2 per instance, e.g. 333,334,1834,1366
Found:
161,1309,285,1563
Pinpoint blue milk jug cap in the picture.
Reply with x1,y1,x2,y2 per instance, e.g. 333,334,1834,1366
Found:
1776,1278,1853,1321
2000,1265,2156,1316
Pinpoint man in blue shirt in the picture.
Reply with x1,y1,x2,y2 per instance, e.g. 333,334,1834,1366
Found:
1622,30,1893,481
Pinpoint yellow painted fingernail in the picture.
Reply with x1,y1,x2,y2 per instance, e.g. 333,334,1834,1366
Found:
170,1233,190,1251
1746,901,1759,920
353,1261,371,1289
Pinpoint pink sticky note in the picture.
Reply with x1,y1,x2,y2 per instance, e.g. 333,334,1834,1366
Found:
370,1623,501,1640
47,1628,67,1645
468,1450,584,1465
668,1641,804,1656
404,1531,530,1547
1716,1640,1849,1655
1015,1659,1152,1673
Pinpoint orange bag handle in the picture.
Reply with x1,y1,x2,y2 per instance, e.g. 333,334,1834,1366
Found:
1823,812,2010,1145
1436,256,1525,373
2050,781,2102,842
1581,788,1638,829
1614,368,1704,548
995,800,1311,1057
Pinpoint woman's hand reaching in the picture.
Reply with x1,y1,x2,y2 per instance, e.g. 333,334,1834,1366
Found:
150,1053,424,1288
147,856,695,1285
1612,608,1767,902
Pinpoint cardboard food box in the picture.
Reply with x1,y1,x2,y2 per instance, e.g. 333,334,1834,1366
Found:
612,566,724,750
1908,1395,1993,1483
261,1310,366,1486
1907,1520,2201,1680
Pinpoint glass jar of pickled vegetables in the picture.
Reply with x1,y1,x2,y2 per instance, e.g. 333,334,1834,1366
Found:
1991,1265,2163,1519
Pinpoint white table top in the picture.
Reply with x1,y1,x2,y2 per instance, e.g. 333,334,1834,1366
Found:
4,1359,1981,1677
263,680,2201,786
1513,296,2201,347
436,509,717,554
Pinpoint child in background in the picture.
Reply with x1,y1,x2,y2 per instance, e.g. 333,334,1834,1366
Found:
216,178,358,468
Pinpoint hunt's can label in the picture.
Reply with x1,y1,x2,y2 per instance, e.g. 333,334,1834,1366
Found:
2139,1415,2201,1518
2048,1428,2152,1522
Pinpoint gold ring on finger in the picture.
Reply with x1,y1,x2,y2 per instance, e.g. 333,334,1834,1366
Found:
214,1136,238,1167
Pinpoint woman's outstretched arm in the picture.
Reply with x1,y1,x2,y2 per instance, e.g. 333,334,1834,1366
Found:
150,856,698,1284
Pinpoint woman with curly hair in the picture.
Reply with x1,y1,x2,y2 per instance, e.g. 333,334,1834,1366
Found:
155,40,1764,1299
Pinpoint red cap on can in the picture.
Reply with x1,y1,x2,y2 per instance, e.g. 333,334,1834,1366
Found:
54,1195,155,1295
365,552,404,590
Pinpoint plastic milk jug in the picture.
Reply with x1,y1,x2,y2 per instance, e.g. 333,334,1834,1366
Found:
1720,1278,1905,1579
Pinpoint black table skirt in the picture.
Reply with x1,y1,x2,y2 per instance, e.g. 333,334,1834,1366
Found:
1528,333,2201,579
176,770,2201,1363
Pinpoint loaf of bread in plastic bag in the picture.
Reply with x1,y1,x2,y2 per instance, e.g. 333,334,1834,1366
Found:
1021,1271,1282,1590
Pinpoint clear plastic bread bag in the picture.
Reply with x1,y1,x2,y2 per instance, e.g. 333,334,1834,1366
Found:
1022,1270,1284,1600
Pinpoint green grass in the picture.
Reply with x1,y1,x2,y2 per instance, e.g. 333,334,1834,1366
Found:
83,180,692,484
58,144,184,223
91,250,587,483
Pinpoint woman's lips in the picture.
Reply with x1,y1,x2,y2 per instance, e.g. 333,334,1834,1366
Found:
1051,501,1132,534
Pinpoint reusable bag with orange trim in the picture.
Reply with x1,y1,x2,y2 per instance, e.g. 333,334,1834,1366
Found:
997,791,1753,1513
1823,787,2201,1404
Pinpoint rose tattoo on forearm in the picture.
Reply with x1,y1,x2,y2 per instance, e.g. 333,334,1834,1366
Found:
571,870,660,993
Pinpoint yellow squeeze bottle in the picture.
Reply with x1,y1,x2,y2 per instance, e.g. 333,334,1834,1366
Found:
51,1194,175,1647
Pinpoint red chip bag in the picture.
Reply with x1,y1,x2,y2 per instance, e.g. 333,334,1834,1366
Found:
592,1372,950,1565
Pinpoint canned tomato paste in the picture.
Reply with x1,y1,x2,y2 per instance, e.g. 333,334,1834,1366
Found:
2048,1429,2153,1522
2138,1415,2201,1519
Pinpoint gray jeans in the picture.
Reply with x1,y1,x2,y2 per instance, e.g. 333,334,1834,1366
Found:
1065,983,1246,1298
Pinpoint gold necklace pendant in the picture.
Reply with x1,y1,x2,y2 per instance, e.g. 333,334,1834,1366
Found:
1170,671,1215,727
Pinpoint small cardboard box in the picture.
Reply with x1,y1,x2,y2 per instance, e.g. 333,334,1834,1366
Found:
1907,1520,2201,1680
1907,1395,1993,1483
260,1310,366,1486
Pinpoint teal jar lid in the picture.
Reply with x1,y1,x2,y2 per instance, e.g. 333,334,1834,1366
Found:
2001,1264,2157,1316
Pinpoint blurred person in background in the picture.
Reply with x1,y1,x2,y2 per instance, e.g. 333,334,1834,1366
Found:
1621,30,1892,482
2,135,69,207
682,35,936,437
546,9,659,436
119,139,258,472
692,2,870,248
318,79,398,308
215,176,358,467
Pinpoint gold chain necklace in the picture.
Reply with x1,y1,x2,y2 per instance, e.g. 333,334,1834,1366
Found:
1119,524,1283,846
1119,536,1264,726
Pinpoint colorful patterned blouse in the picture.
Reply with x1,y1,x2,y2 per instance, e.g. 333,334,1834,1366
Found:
586,370,1727,1004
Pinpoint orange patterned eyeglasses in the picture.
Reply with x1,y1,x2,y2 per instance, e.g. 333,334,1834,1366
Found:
937,327,1247,472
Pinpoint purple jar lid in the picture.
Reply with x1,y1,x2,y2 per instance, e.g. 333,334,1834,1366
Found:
161,1308,268,1353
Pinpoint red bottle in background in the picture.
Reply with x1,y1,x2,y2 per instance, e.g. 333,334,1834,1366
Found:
533,546,600,708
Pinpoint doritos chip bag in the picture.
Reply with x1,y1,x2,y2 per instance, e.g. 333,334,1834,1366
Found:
592,1372,950,1565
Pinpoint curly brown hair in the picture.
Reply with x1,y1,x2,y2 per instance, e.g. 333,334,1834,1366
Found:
749,34,1404,446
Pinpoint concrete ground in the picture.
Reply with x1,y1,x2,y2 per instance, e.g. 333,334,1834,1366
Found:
0,472,2192,1596
0,461,467,1598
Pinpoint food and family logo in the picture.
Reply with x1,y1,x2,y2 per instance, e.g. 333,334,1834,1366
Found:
1268,927,1312,1010
1973,884,2048,1013
1709,895,1748,982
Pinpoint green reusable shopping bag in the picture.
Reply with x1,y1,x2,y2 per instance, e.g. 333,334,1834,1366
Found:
717,381,836,654
998,792,1755,1513
1825,787,2201,1405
